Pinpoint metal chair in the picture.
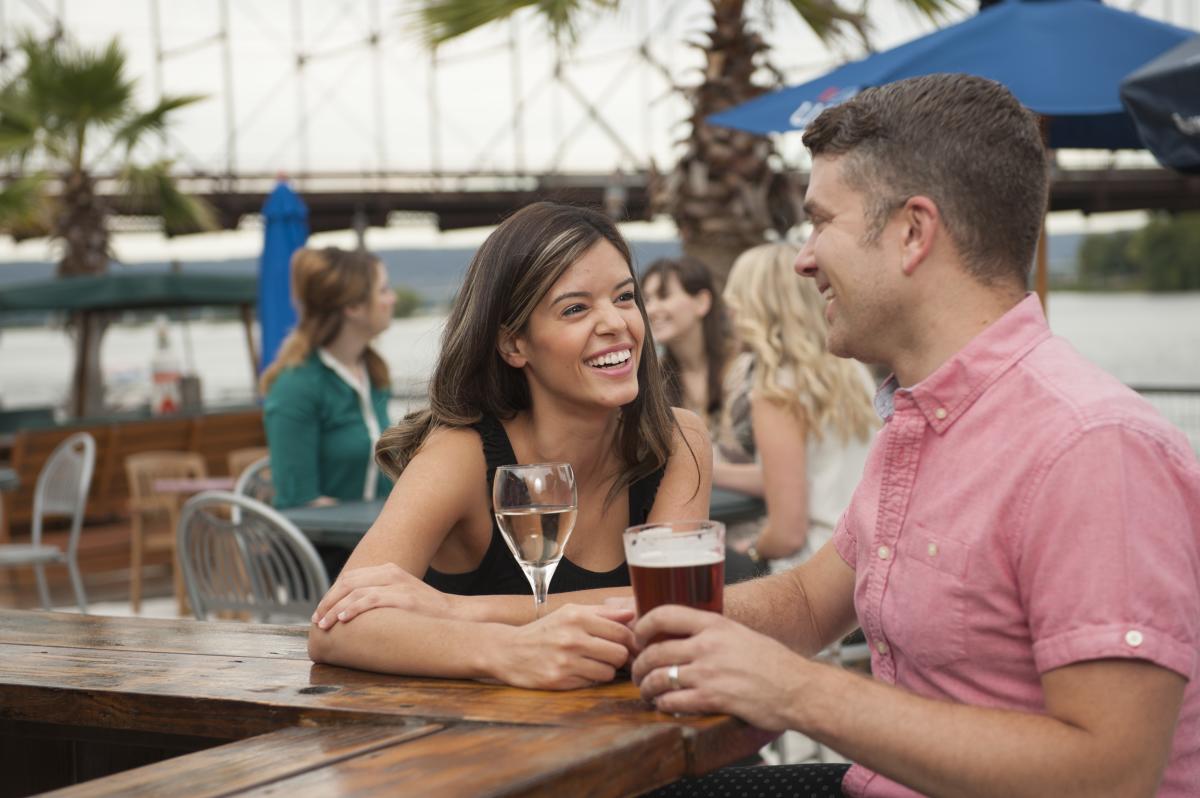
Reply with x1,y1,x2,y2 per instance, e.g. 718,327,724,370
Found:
233,456,274,505
0,432,96,612
177,490,329,623
226,446,269,482
125,450,207,614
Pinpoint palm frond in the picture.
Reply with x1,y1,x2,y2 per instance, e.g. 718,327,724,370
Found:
0,173,52,238
110,93,207,157
120,161,219,237
18,33,135,132
412,0,615,46
779,0,869,47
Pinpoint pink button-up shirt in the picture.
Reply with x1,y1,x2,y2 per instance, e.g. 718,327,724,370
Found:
833,294,1200,797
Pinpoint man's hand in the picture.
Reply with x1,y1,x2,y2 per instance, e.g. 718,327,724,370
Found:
630,604,814,731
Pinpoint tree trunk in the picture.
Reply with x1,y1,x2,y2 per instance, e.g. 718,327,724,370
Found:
650,0,799,289
56,171,112,417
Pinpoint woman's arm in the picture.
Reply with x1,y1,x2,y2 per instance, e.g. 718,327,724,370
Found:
748,394,810,560
646,407,713,522
711,459,764,497
307,426,635,686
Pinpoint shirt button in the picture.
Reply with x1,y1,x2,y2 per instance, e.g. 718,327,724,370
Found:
934,408,948,420
927,543,939,557
877,545,891,560
875,640,889,655
1125,630,1144,647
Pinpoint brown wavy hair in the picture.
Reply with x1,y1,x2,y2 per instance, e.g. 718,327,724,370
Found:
375,202,679,504
641,255,729,419
259,246,390,395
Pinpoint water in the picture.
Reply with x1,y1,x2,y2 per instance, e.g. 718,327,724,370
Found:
1,292,1198,414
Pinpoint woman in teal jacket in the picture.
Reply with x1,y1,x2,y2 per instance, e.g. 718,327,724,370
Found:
261,246,396,573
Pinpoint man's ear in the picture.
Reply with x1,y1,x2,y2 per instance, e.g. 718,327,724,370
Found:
898,196,939,276
497,327,527,369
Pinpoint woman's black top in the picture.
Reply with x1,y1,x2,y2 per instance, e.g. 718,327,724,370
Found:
423,414,664,596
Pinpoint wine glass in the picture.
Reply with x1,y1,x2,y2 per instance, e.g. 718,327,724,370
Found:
492,463,578,618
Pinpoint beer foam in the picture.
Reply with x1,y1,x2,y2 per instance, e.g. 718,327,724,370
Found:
627,548,724,569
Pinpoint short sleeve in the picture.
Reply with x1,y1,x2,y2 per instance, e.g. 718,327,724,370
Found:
264,368,323,508
1017,423,1200,679
833,509,858,570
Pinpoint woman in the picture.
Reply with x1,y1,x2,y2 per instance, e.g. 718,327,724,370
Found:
262,246,396,510
714,242,876,572
308,202,711,690
641,256,728,430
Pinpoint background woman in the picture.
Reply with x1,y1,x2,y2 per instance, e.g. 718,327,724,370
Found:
308,202,711,690
641,256,728,431
262,247,395,578
714,242,876,572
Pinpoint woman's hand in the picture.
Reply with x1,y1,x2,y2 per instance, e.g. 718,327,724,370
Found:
486,604,637,691
313,562,456,629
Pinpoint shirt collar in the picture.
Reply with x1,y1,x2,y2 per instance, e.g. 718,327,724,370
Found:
874,293,1052,431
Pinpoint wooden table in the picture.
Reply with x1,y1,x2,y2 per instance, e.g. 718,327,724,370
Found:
0,609,768,797
283,488,765,549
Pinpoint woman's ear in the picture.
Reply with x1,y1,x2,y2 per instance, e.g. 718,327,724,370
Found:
694,289,713,318
497,328,527,368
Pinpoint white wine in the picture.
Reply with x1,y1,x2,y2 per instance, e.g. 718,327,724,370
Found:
495,505,579,568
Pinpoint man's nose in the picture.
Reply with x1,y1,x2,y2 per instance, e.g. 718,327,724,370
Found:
794,239,818,278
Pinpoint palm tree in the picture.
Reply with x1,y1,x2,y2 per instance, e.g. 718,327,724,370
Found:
0,32,216,415
415,0,954,282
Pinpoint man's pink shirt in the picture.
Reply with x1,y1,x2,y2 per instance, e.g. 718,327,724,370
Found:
833,294,1200,797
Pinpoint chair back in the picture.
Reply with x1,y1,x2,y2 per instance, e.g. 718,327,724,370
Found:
233,456,274,505
177,491,329,623
31,432,96,551
227,446,269,480
125,451,207,513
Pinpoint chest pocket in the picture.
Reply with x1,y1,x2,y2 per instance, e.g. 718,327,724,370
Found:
888,524,971,669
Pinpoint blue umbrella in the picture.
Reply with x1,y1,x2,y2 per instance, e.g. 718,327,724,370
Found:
1121,34,1200,175
258,180,309,374
709,0,1195,150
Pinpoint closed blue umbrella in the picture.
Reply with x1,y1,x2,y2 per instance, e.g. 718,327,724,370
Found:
709,0,1195,150
258,181,309,374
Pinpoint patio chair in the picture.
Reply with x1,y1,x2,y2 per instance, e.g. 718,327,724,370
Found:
227,446,269,481
0,432,95,612
177,490,329,623
233,455,274,506
125,450,207,614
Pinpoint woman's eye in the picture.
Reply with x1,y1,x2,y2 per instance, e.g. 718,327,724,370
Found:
616,291,636,303
562,303,586,317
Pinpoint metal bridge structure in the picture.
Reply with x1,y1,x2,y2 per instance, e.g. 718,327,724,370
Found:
2,0,1199,237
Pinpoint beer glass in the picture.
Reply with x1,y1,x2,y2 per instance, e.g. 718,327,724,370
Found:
493,463,578,618
623,520,725,617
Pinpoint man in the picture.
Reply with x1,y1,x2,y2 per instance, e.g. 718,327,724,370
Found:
632,73,1199,797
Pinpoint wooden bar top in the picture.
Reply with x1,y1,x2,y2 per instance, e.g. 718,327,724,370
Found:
0,610,770,797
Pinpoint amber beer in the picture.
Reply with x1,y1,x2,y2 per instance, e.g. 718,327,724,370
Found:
623,521,725,616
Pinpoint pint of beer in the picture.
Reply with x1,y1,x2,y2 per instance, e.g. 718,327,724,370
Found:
624,520,725,616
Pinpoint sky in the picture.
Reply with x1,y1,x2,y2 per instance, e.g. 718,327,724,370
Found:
0,0,1194,263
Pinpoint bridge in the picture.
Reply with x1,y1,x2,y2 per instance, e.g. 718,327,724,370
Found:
4,1,1199,237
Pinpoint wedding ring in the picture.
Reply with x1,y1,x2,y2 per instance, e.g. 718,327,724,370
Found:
667,663,682,691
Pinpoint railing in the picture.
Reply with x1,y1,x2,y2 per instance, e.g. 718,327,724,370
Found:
1132,386,1200,456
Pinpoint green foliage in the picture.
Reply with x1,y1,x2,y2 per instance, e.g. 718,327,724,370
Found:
1076,214,1200,291
392,285,425,318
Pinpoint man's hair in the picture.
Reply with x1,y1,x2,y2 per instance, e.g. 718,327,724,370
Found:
803,73,1049,286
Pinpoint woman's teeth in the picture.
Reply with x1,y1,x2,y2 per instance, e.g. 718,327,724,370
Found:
586,349,632,368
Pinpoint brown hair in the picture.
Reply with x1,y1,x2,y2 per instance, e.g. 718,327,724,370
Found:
803,73,1049,286
641,256,729,419
259,246,390,395
375,202,680,504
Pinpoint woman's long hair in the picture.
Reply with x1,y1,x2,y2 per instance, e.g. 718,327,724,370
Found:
723,243,876,443
259,247,390,395
376,202,679,503
641,256,728,419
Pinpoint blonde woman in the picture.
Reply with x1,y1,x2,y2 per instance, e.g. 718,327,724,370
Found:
714,242,877,572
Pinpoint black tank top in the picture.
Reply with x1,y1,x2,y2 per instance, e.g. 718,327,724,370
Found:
423,415,664,596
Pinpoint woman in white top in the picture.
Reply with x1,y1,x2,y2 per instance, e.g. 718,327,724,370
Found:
713,242,877,573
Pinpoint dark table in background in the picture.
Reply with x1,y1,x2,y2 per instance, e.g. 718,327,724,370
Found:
283,487,765,549
0,609,768,797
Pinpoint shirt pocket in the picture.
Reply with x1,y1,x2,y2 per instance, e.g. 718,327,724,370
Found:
889,525,971,669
